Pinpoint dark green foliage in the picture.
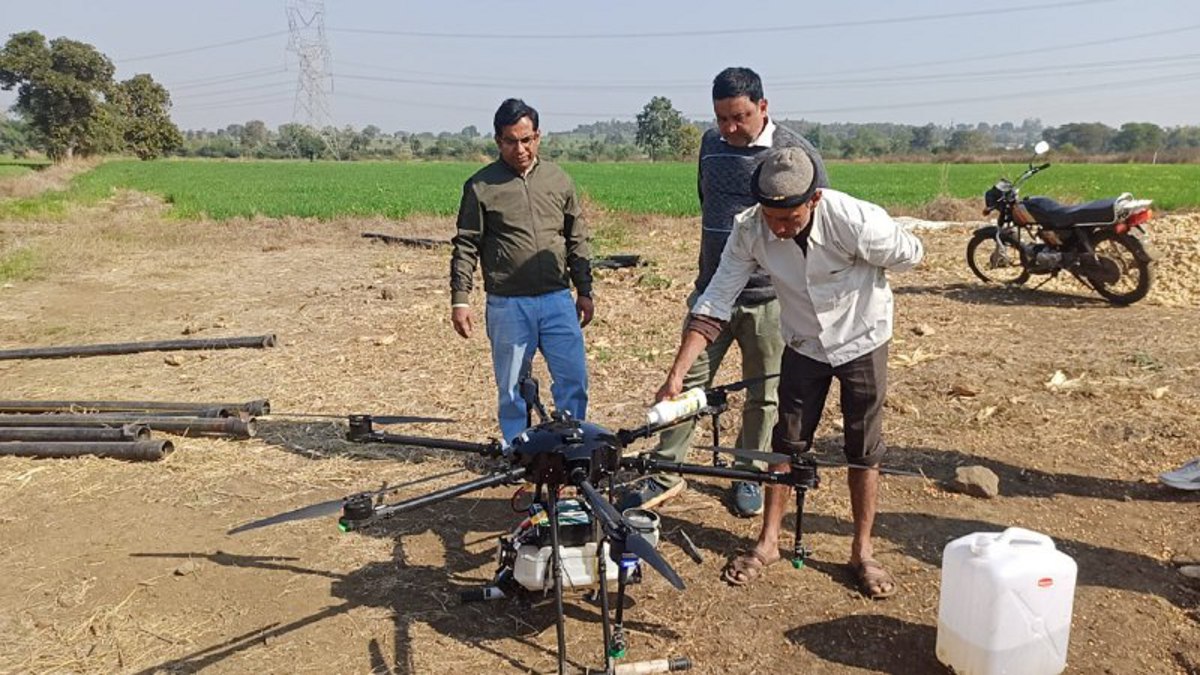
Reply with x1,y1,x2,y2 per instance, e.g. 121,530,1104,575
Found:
0,31,115,160
635,96,687,161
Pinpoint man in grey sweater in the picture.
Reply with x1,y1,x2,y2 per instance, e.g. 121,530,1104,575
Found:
619,67,828,517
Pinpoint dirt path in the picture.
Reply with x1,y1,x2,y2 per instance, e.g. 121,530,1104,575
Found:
1,208,1197,674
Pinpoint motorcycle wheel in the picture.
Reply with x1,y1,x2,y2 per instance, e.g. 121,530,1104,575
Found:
966,230,1030,285
1088,231,1153,305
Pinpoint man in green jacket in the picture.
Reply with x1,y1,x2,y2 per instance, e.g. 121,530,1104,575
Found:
450,98,594,442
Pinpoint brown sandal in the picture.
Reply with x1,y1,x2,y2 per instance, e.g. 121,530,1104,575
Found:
721,550,779,586
852,558,897,599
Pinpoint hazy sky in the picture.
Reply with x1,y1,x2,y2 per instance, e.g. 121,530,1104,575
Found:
3,0,1199,134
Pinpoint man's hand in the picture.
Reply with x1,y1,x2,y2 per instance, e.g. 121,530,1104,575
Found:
451,306,473,338
656,328,711,402
656,372,685,403
576,295,595,328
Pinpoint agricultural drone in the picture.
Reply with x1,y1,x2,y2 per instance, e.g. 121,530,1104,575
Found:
230,370,912,674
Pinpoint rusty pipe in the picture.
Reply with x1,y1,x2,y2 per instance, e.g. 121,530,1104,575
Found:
0,440,174,461
0,424,150,442
0,399,270,417
0,415,255,438
0,335,277,361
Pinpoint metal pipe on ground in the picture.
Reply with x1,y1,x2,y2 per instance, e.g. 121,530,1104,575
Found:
0,335,277,361
0,415,255,438
0,399,271,417
0,440,174,461
0,425,151,442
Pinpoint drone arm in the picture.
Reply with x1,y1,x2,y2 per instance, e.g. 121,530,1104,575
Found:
339,466,526,531
619,456,797,486
615,404,725,447
347,420,504,458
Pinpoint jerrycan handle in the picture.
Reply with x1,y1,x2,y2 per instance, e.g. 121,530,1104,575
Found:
971,527,1055,555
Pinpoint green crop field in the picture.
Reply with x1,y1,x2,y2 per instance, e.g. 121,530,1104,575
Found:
2,159,1197,221
0,164,33,180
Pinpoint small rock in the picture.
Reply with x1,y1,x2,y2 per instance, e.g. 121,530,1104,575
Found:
913,323,935,336
380,287,398,301
950,383,979,397
163,355,184,367
946,465,1000,498
374,333,397,346
174,560,201,576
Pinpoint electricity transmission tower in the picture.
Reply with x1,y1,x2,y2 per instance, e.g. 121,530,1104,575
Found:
286,0,338,157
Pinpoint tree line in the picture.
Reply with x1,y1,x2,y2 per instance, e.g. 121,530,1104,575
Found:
0,31,180,160
3,32,1199,163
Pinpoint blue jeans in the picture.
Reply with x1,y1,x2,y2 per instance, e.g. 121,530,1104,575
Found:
485,289,588,441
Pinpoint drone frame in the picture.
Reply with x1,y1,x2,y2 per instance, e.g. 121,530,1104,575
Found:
327,374,832,675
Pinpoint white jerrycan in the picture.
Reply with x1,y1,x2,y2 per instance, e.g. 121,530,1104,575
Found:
936,527,1077,675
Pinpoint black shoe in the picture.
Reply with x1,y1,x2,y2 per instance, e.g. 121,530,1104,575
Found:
616,478,686,512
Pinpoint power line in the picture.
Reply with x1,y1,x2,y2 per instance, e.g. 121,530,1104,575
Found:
327,0,1113,40
117,31,289,63
175,94,295,113
173,81,296,102
167,67,289,91
768,69,1200,117
330,52,1200,93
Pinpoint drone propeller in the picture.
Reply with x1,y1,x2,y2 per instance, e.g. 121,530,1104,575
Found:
226,467,468,534
574,476,685,591
707,446,926,477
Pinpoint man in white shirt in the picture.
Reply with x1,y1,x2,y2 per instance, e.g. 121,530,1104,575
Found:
656,146,923,598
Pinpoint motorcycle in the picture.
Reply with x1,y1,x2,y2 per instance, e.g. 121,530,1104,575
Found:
967,141,1157,305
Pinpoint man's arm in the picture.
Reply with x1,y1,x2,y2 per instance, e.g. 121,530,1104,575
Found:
689,210,761,319
562,182,595,327
856,205,924,272
449,181,484,338
658,325,713,402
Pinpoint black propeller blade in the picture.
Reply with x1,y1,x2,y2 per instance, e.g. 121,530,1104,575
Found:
575,477,685,591
227,468,467,534
707,446,926,477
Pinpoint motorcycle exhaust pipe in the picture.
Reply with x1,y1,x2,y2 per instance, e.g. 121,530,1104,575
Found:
0,440,174,461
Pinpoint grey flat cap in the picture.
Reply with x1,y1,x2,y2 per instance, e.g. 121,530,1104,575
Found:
752,146,819,208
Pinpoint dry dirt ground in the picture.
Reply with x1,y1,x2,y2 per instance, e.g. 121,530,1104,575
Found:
1,197,1198,675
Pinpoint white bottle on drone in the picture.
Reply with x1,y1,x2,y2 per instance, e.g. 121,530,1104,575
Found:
646,387,707,426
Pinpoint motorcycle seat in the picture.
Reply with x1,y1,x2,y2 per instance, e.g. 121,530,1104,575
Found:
1022,196,1116,228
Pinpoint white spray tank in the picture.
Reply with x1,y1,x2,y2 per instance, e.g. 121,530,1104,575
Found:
646,387,707,427
936,527,1078,675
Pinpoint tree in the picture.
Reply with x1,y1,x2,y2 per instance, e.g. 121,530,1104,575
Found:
116,74,182,159
0,117,31,155
240,120,269,149
910,123,938,152
1110,122,1164,153
1043,122,1114,154
0,31,116,160
947,128,989,154
674,124,702,160
277,123,326,160
635,96,685,161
